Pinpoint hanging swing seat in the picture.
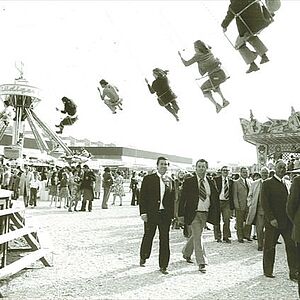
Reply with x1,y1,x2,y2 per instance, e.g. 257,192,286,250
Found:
223,0,274,50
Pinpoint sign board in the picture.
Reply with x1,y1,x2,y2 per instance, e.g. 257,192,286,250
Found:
4,146,21,160
0,84,41,99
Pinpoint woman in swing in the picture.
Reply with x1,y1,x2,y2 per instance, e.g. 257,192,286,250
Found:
178,40,229,114
98,79,123,114
145,68,180,121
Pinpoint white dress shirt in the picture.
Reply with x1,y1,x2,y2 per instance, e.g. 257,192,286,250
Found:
196,175,210,212
219,176,229,200
157,173,166,210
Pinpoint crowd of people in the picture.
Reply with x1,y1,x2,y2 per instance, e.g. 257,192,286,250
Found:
0,163,130,212
137,156,300,297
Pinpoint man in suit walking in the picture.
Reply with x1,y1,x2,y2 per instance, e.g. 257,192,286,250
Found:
287,174,300,293
139,157,175,274
246,167,269,251
179,159,220,273
213,166,234,243
261,160,297,280
233,167,252,243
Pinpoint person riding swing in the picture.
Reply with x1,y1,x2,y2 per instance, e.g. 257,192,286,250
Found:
55,97,78,134
178,40,229,114
221,0,273,74
97,79,123,114
145,68,180,121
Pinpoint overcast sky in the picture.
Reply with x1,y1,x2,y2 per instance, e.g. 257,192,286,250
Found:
0,1,298,167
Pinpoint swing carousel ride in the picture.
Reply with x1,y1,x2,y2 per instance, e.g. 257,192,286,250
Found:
0,66,86,164
240,108,300,168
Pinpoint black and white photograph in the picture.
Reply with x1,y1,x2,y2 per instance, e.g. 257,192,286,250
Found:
0,0,299,299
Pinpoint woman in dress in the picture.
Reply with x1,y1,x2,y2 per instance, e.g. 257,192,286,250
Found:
112,171,125,206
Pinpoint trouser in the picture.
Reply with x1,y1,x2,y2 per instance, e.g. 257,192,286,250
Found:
131,188,139,205
214,200,231,240
297,243,300,297
102,187,111,208
183,212,208,265
30,188,38,206
263,222,298,276
81,200,92,212
23,186,29,207
256,211,265,249
237,35,268,65
236,209,252,240
140,211,171,269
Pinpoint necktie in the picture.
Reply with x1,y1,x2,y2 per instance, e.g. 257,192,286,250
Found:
244,179,249,194
224,178,229,200
281,179,288,193
199,178,207,201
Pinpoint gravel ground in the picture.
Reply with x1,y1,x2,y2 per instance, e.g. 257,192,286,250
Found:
0,193,298,300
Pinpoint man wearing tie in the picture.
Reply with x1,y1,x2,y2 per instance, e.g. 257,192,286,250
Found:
261,160,297,280
139,157,175,274
179,159,220,273
233,167,252,243
246,167,269,251
214,166,234,243
287,174,300,294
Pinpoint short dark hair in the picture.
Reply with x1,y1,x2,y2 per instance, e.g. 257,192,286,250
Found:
221,166,229,171
195,159,208,168
104,167,110,172
100,79,108,86
156,156,169,166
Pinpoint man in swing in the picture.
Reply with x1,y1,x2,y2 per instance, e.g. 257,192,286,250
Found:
178,40,229,114
221,0,272,74
98,79,123,114
145,68,180,121
55,97,78,134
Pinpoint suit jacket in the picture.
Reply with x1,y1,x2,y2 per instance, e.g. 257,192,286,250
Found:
221,0,271,36
139,173,175,223
233,177,251,210
214,176,234,210
287,175,300,242
179,175,220,226
261,176,291,229
246,178,263,225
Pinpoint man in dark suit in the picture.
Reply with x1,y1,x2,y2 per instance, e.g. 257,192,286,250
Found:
213,166,234,243
287,175,300,294
80,165,96,212
261,160,297,280
178,159,220,273
139,157,175,274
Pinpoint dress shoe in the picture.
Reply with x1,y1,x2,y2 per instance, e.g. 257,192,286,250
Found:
183,255,193,263
252,235,257,240
246,62,260,74
56,130,62,134
199,264,206,273
159,268,169,275
216,239,222,243
260,54,270,64
140,258,146,267
290,272,299,282
289,276,298,283
244,237,252,242
264,273,275,278
216,103,222,113
238,239,244,243
222,100,230,108
223,239,231,244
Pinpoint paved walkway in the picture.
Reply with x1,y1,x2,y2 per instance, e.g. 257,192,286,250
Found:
0,193,298,299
